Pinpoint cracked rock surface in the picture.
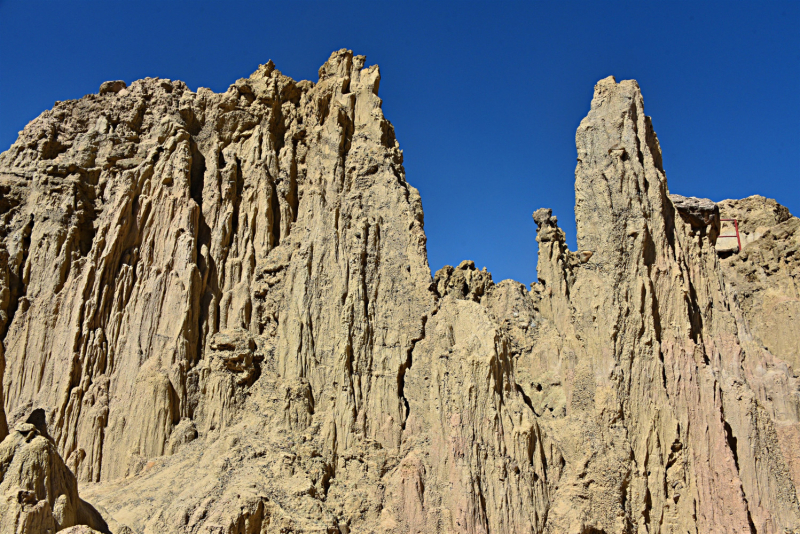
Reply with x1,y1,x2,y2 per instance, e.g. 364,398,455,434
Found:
0,54,799,533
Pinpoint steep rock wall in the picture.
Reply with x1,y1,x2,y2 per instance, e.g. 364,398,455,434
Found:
527,77,800,533
1,53,798,533
0,49,431,487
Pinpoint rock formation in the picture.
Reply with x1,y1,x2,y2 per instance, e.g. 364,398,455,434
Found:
0,410,108,533
0,51,798,533
716,196,800,369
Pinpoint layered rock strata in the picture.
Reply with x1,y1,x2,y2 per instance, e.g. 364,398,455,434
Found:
0,52,798,533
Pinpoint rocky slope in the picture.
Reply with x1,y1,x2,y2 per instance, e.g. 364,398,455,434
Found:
0,51,798,533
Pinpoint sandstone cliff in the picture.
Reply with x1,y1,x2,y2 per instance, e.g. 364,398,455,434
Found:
0,51,798,533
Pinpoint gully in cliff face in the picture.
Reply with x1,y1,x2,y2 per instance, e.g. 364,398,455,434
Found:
0,52,798,533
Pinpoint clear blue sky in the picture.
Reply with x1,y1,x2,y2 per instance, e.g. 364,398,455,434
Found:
1,1,798,284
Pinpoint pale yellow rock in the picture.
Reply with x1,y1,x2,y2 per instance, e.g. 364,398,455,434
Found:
716,195,800,503
0,414,108,533
1,53,799,533
717,196,800,369
56,526,105,534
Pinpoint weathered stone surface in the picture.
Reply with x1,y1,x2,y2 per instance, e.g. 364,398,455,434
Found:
716,196,799,368
669,193,721,239
433,260,493,302
714,196,800,501
530,77,800,533
1,54,799,533
0,415,108,533
56,526,106,534
1,48,431,533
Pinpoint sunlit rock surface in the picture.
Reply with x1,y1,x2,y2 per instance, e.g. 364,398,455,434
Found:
1,52,798,533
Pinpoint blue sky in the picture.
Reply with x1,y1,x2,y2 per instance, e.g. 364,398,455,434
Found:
1,1,798,284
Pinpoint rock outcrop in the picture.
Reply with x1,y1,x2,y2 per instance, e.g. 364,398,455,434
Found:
1,52,799,533
0,410,108,533
669,193,721,239
716,196,800,367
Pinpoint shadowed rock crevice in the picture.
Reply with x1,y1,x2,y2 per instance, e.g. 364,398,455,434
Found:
3,214,32,344
189,138,205,207
398,314,427,428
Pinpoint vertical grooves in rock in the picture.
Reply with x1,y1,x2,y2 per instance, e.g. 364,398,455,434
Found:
270,179,281,248
0,56,797,534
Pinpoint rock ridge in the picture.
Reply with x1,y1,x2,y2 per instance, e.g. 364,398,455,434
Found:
0,55,798,533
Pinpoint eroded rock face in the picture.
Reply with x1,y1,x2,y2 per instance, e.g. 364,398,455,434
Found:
716,196,799,369
1,54,799,533
0,412,108,533
715,196,800,503
669,193,721,239
539,77,800,533
1,48,431,533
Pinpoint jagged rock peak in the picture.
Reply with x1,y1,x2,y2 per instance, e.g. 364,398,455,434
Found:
1,57,799,533
1,48,433,531
433,259,493,302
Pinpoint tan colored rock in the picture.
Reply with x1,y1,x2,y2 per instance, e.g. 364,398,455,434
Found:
1,53,799,533
567,76,799,533
669,193,721,239
0,412,108,533
433,260,493,302
56,527,106,534
716,196,800,367
1,49,431,533
715,196,800,501
716,196,799,368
